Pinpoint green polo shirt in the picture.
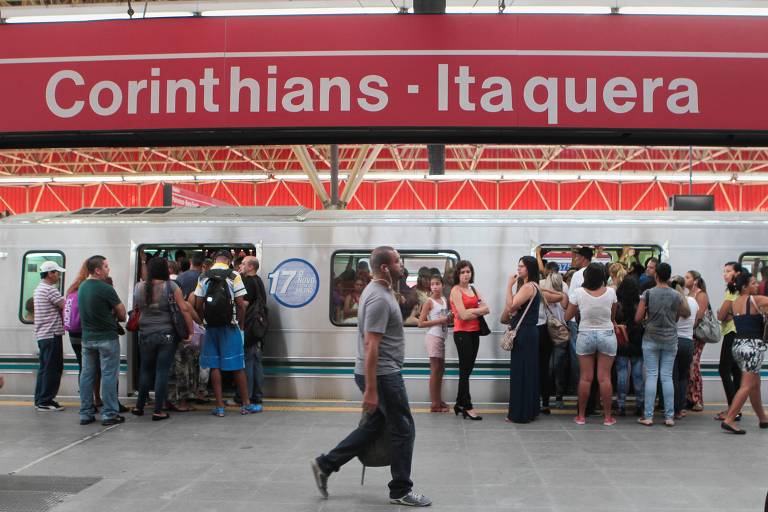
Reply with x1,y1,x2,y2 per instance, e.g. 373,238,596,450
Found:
78,278,122,341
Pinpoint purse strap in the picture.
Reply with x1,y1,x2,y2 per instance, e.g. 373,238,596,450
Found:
511,283,539,331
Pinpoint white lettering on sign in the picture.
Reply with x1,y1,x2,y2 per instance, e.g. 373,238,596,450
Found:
44,63,700,124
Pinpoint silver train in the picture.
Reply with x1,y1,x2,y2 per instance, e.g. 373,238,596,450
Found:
1,206,766,402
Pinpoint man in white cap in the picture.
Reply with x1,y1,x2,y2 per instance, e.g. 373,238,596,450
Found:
33,260,66,411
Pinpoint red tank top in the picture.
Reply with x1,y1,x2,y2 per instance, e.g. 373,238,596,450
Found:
452,288,480,332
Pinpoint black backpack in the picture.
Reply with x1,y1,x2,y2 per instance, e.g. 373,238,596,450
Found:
243,275,269,345
203,269,236,326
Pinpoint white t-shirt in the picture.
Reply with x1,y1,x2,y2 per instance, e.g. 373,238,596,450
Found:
676,296,699,340
571,287,616,331
567,267,586,304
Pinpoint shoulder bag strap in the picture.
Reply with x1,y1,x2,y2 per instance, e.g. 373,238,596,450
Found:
512,283,538,331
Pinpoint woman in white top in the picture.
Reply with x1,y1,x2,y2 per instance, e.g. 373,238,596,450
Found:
565,262,618,426
671,276,699,420
419,274,451,413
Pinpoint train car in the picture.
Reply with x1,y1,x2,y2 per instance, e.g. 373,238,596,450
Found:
1,206,766,403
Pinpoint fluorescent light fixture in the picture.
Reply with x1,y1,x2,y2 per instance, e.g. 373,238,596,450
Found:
448,5,611,14
656,174,732,182
272,174,309,180
366,173,425,180
0,177,52,184
195,174,268,181
141,11,196,19
503,173,580,181
735,174,768,182
201,7,395,17
52,176,123,183
619,7,768,16
5,13,131,23
578,173,657,182
428,173,503,180
123,175,195,182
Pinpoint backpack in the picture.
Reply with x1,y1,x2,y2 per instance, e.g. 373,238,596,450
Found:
244,276,269,343
203,269,236,326
63,291,81,333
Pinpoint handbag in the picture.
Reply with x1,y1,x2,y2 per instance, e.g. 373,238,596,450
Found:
470,286,491,336
543,300,569,345
166,281,190,340
694,304,722,344
126,307,141,332
500,284,539,351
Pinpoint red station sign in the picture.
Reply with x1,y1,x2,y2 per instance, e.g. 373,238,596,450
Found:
1,15,767,137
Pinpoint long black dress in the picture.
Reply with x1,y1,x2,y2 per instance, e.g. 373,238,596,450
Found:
507,290,541,423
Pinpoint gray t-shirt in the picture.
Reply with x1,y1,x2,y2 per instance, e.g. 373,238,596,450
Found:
133,281,179,336
641,287,681,344
354,282,405,376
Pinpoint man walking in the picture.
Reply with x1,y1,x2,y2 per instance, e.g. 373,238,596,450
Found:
33,261,67,411
78,255,126,426
311,246,431,507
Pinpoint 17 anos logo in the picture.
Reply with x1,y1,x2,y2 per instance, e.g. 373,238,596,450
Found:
268,258,319,308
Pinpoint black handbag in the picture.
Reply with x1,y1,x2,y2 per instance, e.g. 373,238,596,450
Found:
166,281,189,340
470,286,491,336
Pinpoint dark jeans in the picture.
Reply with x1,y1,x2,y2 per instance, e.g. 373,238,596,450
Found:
718,331,742,406
453,331,480,410
235,341,265,403
552,341,569,400
34,335,63,406
538,325,553,407
136,332,177,414
673,337,694,414
318,373,415,499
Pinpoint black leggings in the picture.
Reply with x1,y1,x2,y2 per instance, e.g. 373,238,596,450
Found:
538,325,553,407
454,331,480,410
718,331,742,406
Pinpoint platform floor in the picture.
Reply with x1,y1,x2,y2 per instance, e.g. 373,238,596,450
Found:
1,399,766,512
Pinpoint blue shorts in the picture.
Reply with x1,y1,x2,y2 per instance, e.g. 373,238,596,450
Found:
200,325,245,371
576,329,617,357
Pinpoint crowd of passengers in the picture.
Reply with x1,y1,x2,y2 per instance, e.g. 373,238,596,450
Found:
29,245,768,434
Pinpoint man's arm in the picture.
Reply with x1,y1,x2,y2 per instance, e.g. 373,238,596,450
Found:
235,296,247,330
114,303,127,322
362,331,382,414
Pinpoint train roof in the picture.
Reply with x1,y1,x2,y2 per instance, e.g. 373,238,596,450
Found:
2,206,768,226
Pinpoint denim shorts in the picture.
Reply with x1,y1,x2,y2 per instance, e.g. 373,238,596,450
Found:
200,325,245,371
576,329,617,357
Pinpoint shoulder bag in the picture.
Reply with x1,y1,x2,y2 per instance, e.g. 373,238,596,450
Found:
470,286,492,336
166,281,190,340
694,303,722,344
500,284,539,351
126,307,141,332
543,299,570,345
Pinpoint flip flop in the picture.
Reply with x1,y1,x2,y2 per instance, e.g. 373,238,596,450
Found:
720,421,746,435
713,411,727,421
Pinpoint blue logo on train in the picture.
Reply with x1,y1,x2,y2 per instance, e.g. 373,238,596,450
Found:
268,258,319,308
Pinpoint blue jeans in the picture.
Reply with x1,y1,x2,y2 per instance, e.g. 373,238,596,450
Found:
318,372,415,499
136,332,177,414
673,337,694,415
235,342,265,403
80,338,120,421
616,355,644,408
34,335,64,406
642,340,677,420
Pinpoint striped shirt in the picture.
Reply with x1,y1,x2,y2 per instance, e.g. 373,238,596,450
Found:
33,281,65,339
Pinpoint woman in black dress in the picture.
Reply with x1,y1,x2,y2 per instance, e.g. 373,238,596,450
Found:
502,256,541,423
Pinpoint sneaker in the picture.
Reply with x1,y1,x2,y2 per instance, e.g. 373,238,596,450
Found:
573,416,586,425
603,417,617,426
79,417,96,425
241,403,263,414
101,415,125,426
310,459,329,498
36,403,64,412
390,491,432,507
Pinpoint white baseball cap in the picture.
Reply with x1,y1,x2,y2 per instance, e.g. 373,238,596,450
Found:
39,261,65,273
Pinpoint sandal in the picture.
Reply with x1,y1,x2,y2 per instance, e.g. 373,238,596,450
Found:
152,413,170,421
637,418,653,427
691,403,703,412
721,421,746,435
713,411,727,421
664,419,675,427
130,407,144,417
603,417,617,426
166,402,195,412
573,416,586,425
211,406,225,418
759,422,768,429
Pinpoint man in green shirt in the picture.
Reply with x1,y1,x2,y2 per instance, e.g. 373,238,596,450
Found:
78,255,126,426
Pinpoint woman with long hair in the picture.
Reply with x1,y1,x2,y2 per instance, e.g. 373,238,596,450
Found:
131,257,193,421
685,270,709,412
715,261,743,420
608,262,627,289
418,273,451,412
541,271,569,409
64,259,101,409
615,277,644,417
450,260,489,420
720,272,768,434
671,276,699,420
502,256,541,424
565,262,618,425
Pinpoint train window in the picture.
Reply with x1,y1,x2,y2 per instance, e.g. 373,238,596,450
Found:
536,244,662,278
739,253,768,295
331,250,459,327
135,244,258,282
19,251,66,324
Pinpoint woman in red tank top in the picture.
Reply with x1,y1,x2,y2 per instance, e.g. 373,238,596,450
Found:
450,260,490,420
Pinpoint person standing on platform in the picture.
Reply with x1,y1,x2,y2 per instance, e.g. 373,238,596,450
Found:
715,261,743,421
235,255,268,410
33,261,67,412
311,246,431,507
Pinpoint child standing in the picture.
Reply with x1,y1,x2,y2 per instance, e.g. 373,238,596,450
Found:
419,274,451,412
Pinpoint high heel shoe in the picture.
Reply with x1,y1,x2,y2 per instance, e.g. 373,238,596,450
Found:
453,404,464,416
462,409,483,421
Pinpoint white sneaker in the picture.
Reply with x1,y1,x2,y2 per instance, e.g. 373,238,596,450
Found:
36,403,64,412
